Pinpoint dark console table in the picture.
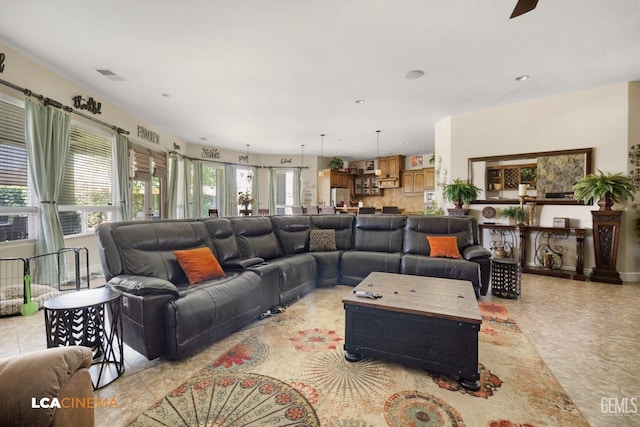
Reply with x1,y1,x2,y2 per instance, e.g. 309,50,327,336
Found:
480,224,585,281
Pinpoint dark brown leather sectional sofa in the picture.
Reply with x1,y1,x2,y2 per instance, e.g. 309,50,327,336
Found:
96,214,490,360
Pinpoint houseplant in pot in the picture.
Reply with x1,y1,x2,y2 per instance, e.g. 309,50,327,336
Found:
572,170,637,284
327,157,344,171
442,178,482,216
500,206,527,225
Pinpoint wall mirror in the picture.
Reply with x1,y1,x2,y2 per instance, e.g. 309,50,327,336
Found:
468,148,593,205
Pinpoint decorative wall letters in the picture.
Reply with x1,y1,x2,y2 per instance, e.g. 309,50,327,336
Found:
202,147,221,159
173,142,182,150
239,155,249,163
0,52,5,73
280,158,292,164
137,125,160,144
72,95,102,114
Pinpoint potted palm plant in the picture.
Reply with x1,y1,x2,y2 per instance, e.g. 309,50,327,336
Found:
442,178,481,216
572,170,637,284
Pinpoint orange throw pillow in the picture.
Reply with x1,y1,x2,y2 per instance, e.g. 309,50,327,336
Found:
173,247,225,285
426,235,461,259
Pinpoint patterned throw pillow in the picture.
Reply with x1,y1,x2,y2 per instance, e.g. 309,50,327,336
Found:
426,235,461,259
309,229,337,252
173,247,225,285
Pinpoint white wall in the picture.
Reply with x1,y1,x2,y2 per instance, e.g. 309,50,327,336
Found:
436,82,639,280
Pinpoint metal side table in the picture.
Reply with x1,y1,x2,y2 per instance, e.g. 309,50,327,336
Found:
44,287,124,389
491,258,521,299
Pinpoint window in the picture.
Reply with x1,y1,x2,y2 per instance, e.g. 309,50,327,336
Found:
0,96,33,241
131,144,166,220
0,99,27,207
57,123,118,235
274,169,295,215
236,167,254,215
201,163,221,217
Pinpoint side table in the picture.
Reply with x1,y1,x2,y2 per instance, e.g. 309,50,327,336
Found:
491,258,521,299
44,287,124,389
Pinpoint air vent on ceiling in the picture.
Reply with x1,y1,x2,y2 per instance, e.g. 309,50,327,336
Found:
95,68,126,81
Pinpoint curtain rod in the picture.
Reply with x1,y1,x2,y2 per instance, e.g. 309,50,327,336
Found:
169,150,309,169
0,77,129,135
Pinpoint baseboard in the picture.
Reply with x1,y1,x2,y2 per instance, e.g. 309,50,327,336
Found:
620,272,640,283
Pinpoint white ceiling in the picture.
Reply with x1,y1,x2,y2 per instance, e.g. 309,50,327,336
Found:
1,0,640,160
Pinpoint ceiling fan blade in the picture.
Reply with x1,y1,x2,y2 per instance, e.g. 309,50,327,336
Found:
510,0,539,19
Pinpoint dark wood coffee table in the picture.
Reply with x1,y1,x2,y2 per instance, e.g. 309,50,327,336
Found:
342,272,482,390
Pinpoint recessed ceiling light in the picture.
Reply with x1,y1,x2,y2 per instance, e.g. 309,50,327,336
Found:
355,99,365,104
515,75,530,82
405,70,425,80
162,93,171,98
198,137,208,141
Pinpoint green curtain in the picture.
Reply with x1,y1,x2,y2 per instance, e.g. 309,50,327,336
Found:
250,166,259,215
223,164,238,217
192,160,203,217
269,168,277,214
167,154,179,219
114,134,131,221
293,168,301,206
24,100,70,257
181,157,191,218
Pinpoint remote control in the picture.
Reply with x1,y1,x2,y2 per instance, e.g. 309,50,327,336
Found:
353,290,382,299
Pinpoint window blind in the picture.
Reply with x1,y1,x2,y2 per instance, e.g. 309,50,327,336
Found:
0,99,27,189
130,144,166,180
59,125,113,205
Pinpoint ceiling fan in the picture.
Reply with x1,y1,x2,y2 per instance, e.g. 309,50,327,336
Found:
510,0,539,19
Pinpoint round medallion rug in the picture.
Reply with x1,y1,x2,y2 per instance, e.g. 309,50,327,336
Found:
130,372,319,426
384,390,465,427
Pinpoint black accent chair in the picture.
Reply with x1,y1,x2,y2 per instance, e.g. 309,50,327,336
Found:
357,207,376,214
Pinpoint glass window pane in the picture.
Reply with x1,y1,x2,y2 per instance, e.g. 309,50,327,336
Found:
202,164,219,216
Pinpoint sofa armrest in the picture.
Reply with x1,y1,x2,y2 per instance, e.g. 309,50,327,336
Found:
462,245,491,261
108,274,180,297
0,346,94,427
222,257,265,270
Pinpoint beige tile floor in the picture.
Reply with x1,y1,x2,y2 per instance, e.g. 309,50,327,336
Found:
2,274,639,426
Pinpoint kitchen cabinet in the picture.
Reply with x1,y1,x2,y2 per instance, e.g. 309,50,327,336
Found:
402,169,429,194
401,167,434,194
330,171,351,188
377,155,405,188
424,167,435,190
355,174,381,196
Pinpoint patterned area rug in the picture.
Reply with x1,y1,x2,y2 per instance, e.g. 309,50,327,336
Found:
130,286,588,426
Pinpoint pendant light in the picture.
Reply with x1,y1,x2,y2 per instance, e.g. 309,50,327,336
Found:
374,130,382,176
318,134,328,177
300,144,305,182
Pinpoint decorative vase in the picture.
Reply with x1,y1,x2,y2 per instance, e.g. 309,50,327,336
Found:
596,194,614,211
493,245,508,259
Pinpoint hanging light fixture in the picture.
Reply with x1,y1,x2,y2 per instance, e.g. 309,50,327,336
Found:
300,144,305,182
318,134,328,177
375,130,382,176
